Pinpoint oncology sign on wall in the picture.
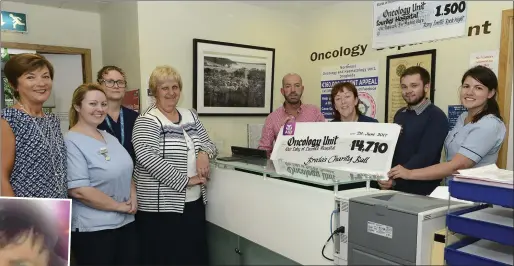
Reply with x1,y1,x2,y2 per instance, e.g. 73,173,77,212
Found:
372,1,468,49
270,122,401,176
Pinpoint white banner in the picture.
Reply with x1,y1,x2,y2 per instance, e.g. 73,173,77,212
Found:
372,1,468,49
270,122,401,177
320,61,379,120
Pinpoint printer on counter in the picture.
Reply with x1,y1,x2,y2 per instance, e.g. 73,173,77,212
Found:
345,192,470,265
333,188,397,265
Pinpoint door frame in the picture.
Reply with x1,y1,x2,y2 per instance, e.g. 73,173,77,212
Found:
0,42,92,83
497,9,513,169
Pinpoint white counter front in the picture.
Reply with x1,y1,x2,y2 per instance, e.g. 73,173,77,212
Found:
206,165,337,265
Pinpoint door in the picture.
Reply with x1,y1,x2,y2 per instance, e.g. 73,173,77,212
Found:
40,53,83,134
497,9,513,169
508,88,513,170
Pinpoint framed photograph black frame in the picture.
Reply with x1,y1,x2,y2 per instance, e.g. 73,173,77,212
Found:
193,38,275,116
385,49,437,122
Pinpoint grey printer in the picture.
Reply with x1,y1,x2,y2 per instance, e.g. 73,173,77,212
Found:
347,192,469,265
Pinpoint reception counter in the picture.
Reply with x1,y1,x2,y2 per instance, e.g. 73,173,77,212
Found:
205,159,383,265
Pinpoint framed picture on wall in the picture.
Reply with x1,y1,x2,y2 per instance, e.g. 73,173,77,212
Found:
193,38,275,116
385,49,436,122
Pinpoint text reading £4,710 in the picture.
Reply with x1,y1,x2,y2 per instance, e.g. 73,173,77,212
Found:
350,140,389,154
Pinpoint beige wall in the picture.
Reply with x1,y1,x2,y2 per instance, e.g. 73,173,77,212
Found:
135,1,512,155
1,1,103,80
136,1,307,155
303,1,513,122
100,2,141,90
3,1,510,157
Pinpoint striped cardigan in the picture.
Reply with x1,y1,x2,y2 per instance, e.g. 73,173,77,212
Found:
132,104,218,213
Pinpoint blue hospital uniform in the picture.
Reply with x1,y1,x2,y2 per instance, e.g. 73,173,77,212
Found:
65,130,135,232
444,112,506,184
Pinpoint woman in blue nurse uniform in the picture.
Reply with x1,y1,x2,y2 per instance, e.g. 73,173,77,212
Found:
388,65,506,184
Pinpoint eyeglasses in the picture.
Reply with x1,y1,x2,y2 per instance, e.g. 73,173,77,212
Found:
100,79,127,88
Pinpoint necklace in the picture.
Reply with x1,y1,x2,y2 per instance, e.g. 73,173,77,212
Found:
16,102,44,117
18,103,65,191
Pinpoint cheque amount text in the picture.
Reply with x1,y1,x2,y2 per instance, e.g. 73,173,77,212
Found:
350,140,388,154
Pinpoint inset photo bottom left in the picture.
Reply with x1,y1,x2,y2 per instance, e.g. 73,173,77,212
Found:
0,197,72,266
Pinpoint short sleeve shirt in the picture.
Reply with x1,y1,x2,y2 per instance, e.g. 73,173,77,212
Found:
65,130,134,232
445,112,506,167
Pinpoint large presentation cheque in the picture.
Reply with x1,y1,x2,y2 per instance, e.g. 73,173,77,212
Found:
270,122,401,176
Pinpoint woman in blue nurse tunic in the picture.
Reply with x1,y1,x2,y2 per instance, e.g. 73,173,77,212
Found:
65,84,138,265
388,65,506,185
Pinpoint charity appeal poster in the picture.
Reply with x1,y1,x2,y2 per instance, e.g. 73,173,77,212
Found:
320,61,379,120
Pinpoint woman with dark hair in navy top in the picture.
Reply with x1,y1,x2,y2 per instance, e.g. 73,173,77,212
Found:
330,82,378,123
96,66,139,163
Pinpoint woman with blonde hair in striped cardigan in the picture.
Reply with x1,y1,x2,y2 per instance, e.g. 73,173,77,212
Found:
133,65,217,266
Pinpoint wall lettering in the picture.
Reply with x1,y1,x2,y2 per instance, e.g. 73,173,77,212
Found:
310,44,368,62
309,20,492,61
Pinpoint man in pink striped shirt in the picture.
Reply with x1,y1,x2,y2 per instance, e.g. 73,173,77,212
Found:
258,73,326,158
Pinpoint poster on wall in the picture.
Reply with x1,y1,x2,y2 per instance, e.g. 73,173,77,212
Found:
122,89,140,112
320,61,379,121
385,49,436,123
469,50,499,76
372,1,468,49
448,104,466,130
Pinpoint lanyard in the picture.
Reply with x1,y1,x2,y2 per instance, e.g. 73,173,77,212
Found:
105,108,124,146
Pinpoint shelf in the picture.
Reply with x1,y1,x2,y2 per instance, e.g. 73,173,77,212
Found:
447,205,514,246
445,238,513,266
446,175,514,265
449,179,514,208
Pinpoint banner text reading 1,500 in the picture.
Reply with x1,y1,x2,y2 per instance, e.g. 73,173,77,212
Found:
434,1,466,17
